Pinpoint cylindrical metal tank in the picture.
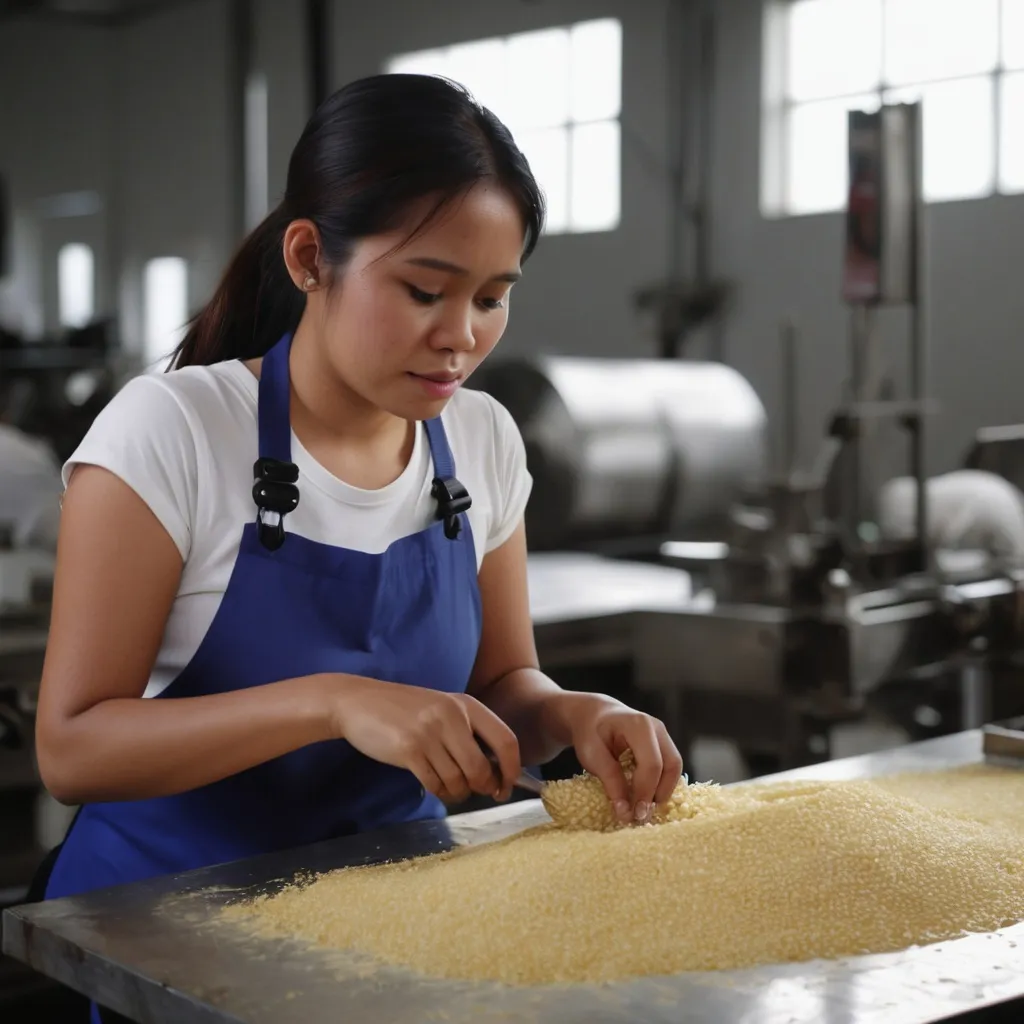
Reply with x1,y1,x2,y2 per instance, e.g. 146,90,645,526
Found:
472,357,768,550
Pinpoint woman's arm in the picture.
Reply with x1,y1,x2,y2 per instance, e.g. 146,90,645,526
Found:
468,521,683,823
36,466,521,806
34,466,336,804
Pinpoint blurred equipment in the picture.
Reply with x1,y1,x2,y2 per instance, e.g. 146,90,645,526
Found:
481,102,1024,778
983,716,1024,763
877,470,1024,562
0,319,116,464
472,356,768,553
0,424,62,557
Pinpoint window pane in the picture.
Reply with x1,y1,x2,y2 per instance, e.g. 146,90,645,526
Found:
1005,0,1024,69
58,243,94,329
884,0,999,86
504,28,570,132
570,120,620,232
446,38,507,114
786,94,881,214
786,0,883,102
886,77,995,200
570,18,621,122
386,48,449,78
518,127,569,233
144,257,188,366
1001,72,1024,192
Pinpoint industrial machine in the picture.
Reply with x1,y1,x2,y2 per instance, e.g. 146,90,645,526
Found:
475,102,1024,778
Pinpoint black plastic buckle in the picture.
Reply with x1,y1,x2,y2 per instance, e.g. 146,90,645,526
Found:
253,458,300,551
431,476,472,541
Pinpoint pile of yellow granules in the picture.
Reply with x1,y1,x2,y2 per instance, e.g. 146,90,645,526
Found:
224,763,1024,986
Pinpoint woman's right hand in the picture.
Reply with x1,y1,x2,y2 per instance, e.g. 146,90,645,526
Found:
324,676,522,805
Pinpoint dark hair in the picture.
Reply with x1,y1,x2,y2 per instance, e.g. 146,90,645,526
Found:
172,75,545,369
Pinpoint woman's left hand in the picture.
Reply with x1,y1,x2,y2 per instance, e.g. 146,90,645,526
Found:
548,692,684,826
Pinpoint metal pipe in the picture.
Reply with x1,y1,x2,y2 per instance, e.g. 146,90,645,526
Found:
306,0,329,113
960,661,990,730
780,317,799,478
227,0,254,245
909,103,930,573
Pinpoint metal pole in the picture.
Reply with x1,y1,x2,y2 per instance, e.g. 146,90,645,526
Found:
780,317,799,479
909,103,929,574
846,304,867,546
306,0,330,114
960,660,990,730
228,0,254,245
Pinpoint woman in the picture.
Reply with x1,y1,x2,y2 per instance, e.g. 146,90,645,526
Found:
34,74,683,946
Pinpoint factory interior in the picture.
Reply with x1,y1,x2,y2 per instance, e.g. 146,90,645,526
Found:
2,0,1024,1020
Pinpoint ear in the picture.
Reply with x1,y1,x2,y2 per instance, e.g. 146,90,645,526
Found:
282,219,324,292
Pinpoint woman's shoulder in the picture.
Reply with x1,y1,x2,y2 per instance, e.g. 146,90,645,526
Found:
93,361,257,441
442,386,521,451
127,360,256,414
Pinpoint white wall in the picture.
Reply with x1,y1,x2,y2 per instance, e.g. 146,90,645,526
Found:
0,19,114,335
253,0,311,207
0,1,236,356
113,0,234,357
708,1,1024,475
329,0,675,361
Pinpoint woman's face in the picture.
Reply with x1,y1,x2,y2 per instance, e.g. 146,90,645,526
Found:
319,184,526,421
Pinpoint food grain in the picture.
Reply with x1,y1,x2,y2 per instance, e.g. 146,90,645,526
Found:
227,765,1024,985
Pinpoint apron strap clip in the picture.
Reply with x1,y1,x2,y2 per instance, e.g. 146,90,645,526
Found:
253,458,300,550
431,476,472,541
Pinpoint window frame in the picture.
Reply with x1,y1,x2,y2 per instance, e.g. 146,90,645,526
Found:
762,0,1022,218
384,18,623,236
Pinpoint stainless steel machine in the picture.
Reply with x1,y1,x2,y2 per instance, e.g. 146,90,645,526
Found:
476,102,1024,777
478,350,1024,776
472,355,768,554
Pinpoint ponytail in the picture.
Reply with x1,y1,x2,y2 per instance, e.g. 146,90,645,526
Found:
170,205,304,369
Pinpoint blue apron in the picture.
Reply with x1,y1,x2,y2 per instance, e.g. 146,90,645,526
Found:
43,332,482,1018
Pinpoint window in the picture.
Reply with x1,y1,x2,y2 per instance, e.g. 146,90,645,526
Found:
57,243,94,329
385,18,622,234
763,0,1024,216
143,257,188,369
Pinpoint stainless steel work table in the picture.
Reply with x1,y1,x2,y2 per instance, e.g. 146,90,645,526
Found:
3,730,1023,1023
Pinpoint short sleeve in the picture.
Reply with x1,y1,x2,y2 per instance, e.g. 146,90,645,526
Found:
484,394,533,554
62,374,198,561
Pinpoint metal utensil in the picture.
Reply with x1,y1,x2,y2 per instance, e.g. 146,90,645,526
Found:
982,716,1024,764
511,770,545,796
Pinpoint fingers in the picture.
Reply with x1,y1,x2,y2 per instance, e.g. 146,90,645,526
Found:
408,756,447,802
464,698,522,801
442,726,502,801
652,719,685,805
575,738,634,825
425,740,474,804
610,715,663,822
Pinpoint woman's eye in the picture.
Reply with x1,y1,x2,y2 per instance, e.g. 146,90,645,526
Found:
479,297,505,311
407,285,441,305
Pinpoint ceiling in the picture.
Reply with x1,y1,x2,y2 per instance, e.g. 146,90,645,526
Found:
0,0,194,26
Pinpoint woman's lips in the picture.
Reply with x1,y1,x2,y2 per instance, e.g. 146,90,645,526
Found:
408,372,464,399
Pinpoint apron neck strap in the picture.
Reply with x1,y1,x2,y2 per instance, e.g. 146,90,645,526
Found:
257,332,294,463
252,333,472,545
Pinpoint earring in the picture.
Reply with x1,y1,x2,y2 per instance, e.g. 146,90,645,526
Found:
303,274,317,291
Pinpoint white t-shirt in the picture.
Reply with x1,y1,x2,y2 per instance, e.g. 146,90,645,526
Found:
63,361,532,697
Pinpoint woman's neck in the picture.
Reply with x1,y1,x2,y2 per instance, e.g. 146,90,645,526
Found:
285,320,414,489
